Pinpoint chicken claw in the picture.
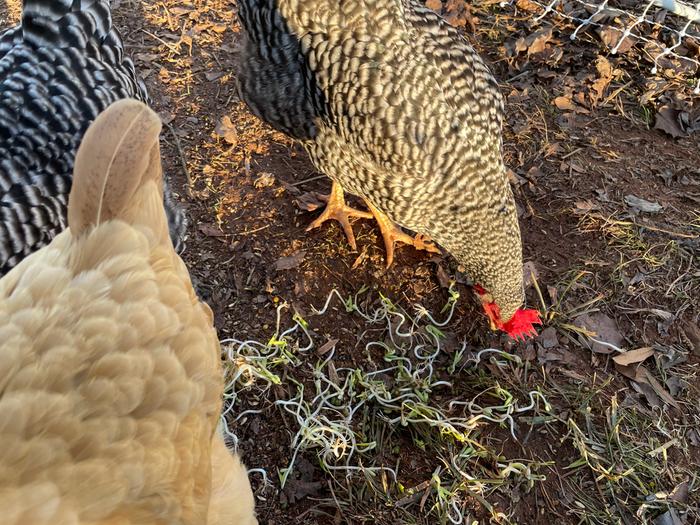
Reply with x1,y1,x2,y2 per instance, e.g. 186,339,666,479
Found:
363,199,441,268
306,181,373,250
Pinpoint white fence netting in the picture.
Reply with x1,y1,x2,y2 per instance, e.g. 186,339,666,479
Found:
499,0,700,93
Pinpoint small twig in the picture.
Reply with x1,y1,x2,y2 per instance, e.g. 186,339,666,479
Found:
290,174,328,187
164,121,193,197
239,224,271,236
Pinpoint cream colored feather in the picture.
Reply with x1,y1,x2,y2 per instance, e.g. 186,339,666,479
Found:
0,99,257,525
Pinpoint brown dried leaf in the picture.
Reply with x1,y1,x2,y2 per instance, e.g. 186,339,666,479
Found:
526,28,553,55
134,52,160,64
554,96,576,111
598,27,636,53
515,0,540,12
205,71,225,81
612,347,654,366
444,0,474,31
615,362,641,381
436,264,451,289
569,161,586,173
669,480,689,504
198,223,226,238
275,250,306,271
514,37,527,54
425,0,442,10
683,322,700,355
215,115,238,145
574,313,624,354
654,106,686,138
283,478,325,505
631,379,663,409
590,56,615,104
351,246,370,270
638,366,680,409
316,338,339,356
253,172,276,188
295,191,327,212
522,261,539,288
537,327,559,349
573,199,598,214
559,368,587,382
595,55,613,79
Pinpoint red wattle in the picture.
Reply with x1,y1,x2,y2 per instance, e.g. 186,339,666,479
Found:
501,308,542,341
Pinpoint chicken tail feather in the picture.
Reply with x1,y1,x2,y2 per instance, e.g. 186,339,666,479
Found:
67,98,166,239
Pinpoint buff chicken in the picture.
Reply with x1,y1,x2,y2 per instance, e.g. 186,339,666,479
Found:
0,99,257,525
236,0,541,339
0,0,186,275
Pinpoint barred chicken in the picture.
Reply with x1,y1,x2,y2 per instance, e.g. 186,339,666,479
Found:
0,0,186,275
0,99,257,525
236,0,541,339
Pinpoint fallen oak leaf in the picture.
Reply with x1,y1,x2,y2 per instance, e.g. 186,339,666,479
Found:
613,347,654,366
210,23,228,34
283,479,325,505
572,199,598,214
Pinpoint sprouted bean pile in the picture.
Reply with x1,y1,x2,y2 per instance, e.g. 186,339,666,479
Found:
222,287,553,523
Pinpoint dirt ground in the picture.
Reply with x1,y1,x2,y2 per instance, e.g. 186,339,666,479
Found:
3,0,700,523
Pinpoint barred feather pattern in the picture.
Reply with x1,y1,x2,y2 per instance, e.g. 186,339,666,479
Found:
236,0,525,321
0,0,187,275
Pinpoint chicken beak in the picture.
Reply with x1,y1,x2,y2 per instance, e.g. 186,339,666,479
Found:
478,292,499,331
487,316,498,331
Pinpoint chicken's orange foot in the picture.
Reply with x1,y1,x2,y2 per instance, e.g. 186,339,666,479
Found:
363,199,440,268
306,181,373,251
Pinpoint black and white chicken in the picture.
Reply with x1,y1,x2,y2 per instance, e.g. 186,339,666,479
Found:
0,0,186,274
236,0,541,339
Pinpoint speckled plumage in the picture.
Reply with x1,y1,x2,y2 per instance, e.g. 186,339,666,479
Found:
0,99,257,525
237,0,526,322
0,0,186,276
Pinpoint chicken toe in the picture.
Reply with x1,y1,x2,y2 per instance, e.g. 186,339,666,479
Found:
306,181,373,250
364,199,441,268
